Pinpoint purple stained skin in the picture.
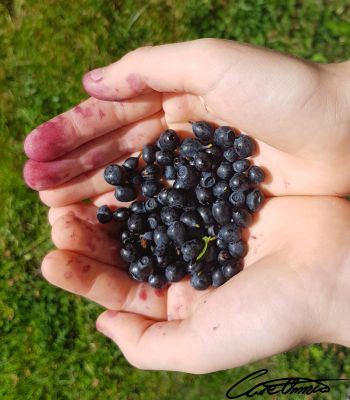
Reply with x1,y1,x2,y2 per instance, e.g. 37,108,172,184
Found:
24,115,75,162
125,73,147,96
99,109,106,119
73,105,93,119
23,159,75,190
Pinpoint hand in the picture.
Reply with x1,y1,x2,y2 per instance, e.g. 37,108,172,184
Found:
23,39,350,206
42,196,350,373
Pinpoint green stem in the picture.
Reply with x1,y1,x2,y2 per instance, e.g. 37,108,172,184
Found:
196,236,216,261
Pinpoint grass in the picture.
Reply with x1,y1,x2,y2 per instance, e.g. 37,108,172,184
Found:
1,0,350,398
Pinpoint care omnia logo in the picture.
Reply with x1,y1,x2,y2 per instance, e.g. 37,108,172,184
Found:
226,369,348,398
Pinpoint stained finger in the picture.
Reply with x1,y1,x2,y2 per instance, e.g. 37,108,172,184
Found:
24,92,162,162
42,249,167,319
24,112,166,191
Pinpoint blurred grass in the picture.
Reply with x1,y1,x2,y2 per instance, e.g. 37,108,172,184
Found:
1,0,350,398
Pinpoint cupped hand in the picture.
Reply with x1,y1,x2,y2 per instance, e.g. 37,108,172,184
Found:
23,39,350,206
41,195,350,373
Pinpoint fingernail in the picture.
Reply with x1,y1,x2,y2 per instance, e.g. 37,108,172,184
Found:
89,68,105,82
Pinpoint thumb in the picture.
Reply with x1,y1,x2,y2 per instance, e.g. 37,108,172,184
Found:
82,39,228,101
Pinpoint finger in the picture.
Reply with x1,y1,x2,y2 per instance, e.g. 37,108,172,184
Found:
51,213,120,266
82,39,226,100
24,112,166,191
38,152,136,208
24,92,162,162
42,249,167,319
48,203,103,226
95,251,307,374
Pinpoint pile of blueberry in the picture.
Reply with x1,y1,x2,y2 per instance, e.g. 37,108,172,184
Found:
96,122,265,290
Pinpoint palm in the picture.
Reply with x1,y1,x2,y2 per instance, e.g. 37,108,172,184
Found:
43,196,350,372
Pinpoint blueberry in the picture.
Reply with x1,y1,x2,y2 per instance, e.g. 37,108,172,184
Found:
190,272,211,290
229,190,246,207
181,239,204,262
201,243,219,263
223,147,238,163
173,156,187,170
128,171,141,186
157,129,180,151
229,173,249,190
145,198,159,213
180,137,203,158
195,185,214,205
216,238,228,250
153,225,170,247
165,262,187,282
120,244,138,263
123,156,139,171
129,262,148,282
212,269,226,288
104,164,126,185
214,126,235,148
232,208,252,228
216,161,233,180
191,121,214,143
148,272,168,289
205,144,223,161
234,135,255,157
222,262,241,279
141,164,161,181
140,231,153,242
180,210,202,229
212,180,230,200
127,213,147,233
187,260,206,274
147,213,161,230
167,221,187,245
217,250,232,265
228,240,247,258
141,180,160,197
248,166,265,184
97,205,113,224
183,195,198,211
197,206,215,226
131,201,146,214
121,230,136,244
246,189,264,212
155,252,168,269
142,144,158,164
115,185,137,202
137,255,156,275
156,149,174,165
112,207,130,222
164,165,176,180
193,152,213,171
200,171,216,188
157,188,169,205
173,179,185,189
218,223,241,243
212,201,232,225
160,206,181,226
232,158,250,173
167,189,187,209
177,165,199,188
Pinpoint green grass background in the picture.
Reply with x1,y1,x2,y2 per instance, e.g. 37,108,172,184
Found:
1,0,350,399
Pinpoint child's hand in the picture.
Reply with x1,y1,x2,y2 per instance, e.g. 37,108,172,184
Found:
23,39,350,204
42,196,350,373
